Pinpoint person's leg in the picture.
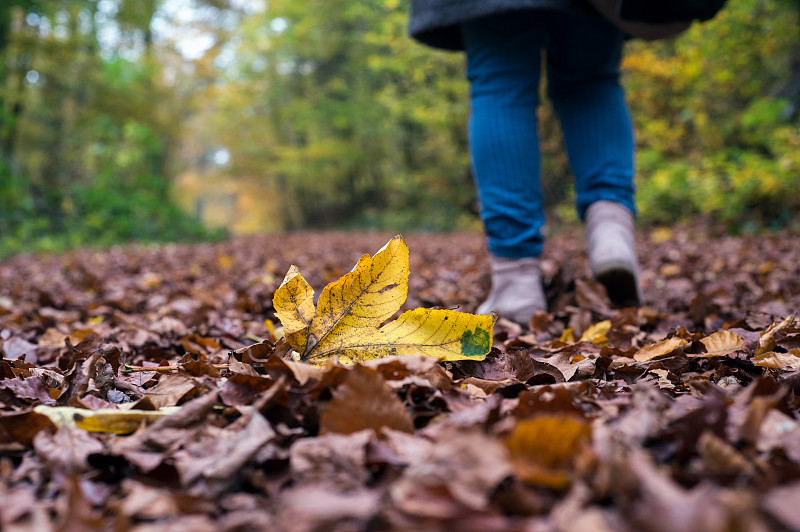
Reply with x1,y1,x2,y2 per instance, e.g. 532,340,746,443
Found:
544,12,635,218
462,11,548,321
462,11,546,259
545,13,642,305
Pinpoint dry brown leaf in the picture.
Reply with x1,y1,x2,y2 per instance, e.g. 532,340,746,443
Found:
174,411,275,497
755,313,797,356
691,329,744,357
277,486,381,532
763,482,800,531
320,365,414,435
391,426,512,511
140,374,200,409
649,369,675,389
697,430,755,477
751,349,800,370
634,337,687,362
290,430,373,487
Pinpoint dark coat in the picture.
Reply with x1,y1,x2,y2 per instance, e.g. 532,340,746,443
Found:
408,0,590,51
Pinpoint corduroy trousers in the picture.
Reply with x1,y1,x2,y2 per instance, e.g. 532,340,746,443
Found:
462,10,636,258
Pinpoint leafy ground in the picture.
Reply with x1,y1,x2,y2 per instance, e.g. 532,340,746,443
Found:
1,226,800,531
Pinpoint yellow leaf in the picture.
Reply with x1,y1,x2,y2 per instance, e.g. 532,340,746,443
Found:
659,263,681,277
217,253,235,270
309,237,409,351
559,328,575,344
33,405,179,434
579,320,611,345
505,415,592,489
650,227,674,244
691,329,743,357
264,318,277,341
273,265,316,354
320,307,494,365
752,349,800,370
272,236,494,366
634,336,687,362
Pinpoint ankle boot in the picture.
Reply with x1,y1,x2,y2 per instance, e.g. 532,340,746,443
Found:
585,200,642,306
476,255,547,324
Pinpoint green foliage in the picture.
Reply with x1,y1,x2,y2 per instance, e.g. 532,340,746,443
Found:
206,0,477,231
0,1,218,257
0,162,215,259
625,0,800,230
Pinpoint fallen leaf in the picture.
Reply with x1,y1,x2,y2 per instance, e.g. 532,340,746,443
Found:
277,486,381,532
273,236,494,365
513,383,590,418
691,329,744,357
320,364,414,435
33,426,105,473
696,430,755,477
763,482,800,531
649,368,675,389
140,374,200,409
580,320,611,345
751,349,800,370
174,410,275,497
391,426,512,511
34,405,179,434
0,410,56,445
0,376,57,405
273,265,317,354
505,415,592,489
290,429,373,488
634,337,688,362
755,313,797,356
756,409,800,463
559,328,576,344
1,336,38,363
119,480,180,521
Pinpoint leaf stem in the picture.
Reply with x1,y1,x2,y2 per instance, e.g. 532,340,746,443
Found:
121,363,231,374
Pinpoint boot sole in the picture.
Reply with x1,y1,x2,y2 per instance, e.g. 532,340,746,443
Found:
595,267,641,307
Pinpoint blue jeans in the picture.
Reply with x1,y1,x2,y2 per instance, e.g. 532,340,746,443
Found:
462,10,636,258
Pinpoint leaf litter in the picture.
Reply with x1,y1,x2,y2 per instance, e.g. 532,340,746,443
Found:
1,227,800,530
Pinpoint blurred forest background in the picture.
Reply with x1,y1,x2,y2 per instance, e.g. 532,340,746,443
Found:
1,0,799,257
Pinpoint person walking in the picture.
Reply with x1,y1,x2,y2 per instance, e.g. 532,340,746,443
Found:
409,1,642,324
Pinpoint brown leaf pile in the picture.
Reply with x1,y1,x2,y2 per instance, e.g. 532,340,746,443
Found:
2,227,800,531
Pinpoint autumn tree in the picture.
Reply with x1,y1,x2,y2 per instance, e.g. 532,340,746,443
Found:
0,0,213,256
624,0,800,229
197,0,477,231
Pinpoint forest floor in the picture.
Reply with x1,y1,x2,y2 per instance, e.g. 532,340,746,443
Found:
1,225,800,531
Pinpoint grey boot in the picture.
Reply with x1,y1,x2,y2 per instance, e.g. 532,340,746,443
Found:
476,256,547,324
585,200,642,306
